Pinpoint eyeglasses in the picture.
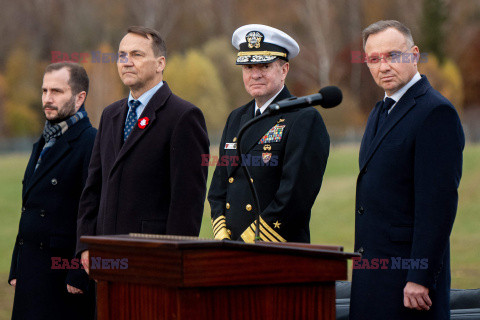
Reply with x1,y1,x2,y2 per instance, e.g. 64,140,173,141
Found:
366,46,415,68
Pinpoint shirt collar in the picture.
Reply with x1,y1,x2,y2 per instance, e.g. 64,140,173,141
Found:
383,72,421,113
128,81,164,108
385,72,421,103
255,86,285,115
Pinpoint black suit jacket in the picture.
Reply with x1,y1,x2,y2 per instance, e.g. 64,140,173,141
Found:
10,116,96,320
76,82,209,253
350,75,465,320
208,87,330,243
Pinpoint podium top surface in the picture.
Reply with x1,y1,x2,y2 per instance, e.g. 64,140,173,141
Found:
81,234,359,260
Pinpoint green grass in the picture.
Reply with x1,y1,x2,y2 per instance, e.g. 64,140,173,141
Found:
1,145,479,318
0,153,28,319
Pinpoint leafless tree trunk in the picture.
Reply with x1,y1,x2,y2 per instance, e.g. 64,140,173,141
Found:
296,0,333,87
129,0,181,39
348,0,362,94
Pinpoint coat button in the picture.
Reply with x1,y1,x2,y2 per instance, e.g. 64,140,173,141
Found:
18,239,24,246
40,210,46,217
39,242,44,249
357,206,364,215
228,177,234,183
358,247,364,254
51,178,58,185
21,207,26,213
246,204,252,211
250,178,254,183
226,203,230,210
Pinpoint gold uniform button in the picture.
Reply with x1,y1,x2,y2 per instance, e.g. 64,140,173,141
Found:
226,203,230,209
250,178,254,183
228,177,234,183
246,204,252,211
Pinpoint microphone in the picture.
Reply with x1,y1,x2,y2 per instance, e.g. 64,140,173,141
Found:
267,86,343,113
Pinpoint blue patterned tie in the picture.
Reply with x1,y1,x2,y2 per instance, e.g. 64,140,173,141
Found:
124,100,141,141
375,97,396,135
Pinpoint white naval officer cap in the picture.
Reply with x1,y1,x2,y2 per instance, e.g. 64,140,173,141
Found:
232,24,300,65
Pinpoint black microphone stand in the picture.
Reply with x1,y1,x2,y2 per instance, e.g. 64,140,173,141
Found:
235,110,274,243
234,87,341,243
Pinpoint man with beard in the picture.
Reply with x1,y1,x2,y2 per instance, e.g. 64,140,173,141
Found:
9,62,96,319
208,24,330,243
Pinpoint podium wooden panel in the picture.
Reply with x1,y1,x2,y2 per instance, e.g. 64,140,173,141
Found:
81,234,358,320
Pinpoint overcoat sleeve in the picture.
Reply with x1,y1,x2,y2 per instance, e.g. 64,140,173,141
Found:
68,126,97,291
208,113,233,240
407,104,464,288
167,107,209,236
9,142,39,284
76,114,104,255
8,237,19,284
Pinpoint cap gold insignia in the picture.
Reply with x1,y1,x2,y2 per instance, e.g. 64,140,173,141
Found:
263,144,272,151
277,119,285,123
246,31,263,49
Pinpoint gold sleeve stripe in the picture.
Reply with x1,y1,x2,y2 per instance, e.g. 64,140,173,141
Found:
260,217,286,242
212,215,231,240
240,225,256,243
213,221,226,235
259,229,278,242
214,227,230,240
212,215,226,229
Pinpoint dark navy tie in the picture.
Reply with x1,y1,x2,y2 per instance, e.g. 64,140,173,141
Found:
255,108,261,117
376,97,396,135
124,100,141,141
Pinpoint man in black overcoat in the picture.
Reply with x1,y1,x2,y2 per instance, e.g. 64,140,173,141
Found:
208,24,330,243
350,20,464,320
77,26,209,270
9,62,96,319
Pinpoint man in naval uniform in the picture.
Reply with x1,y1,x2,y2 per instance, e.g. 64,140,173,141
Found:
208,24,330,243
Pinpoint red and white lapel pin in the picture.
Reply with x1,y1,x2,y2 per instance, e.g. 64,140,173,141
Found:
138,117,149,129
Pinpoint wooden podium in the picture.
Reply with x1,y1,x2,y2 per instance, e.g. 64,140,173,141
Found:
81,234,358,320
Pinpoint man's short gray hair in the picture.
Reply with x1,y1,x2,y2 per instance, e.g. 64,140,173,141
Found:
362,20,414,49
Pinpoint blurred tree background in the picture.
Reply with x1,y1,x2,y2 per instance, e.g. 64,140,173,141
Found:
0,0,479,143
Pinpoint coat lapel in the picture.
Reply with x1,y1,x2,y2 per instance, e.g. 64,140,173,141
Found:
240,86,292,154
22,140,42,199
110,99,128,158
359,101,382,168
23,118,90,199
239,103,254,131
229,86,292,177
360,76,430,170
109,82,172,175
25,140,70,195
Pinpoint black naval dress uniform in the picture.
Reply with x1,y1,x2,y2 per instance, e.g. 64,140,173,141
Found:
208,86,330,243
